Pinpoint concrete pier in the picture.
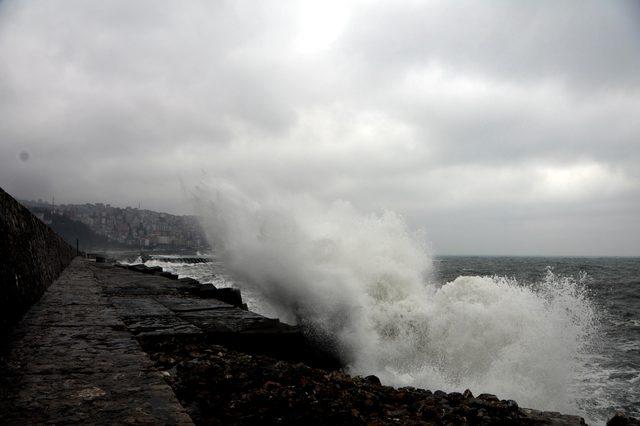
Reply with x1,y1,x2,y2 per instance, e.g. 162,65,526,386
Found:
0,258,302,424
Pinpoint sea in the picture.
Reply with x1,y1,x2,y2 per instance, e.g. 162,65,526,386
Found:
123,253,639,424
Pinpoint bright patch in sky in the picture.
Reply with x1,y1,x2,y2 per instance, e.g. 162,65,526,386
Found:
537,163,632,200
294,1,350,54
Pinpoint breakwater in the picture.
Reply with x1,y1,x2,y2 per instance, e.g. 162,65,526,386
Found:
0,186,635,424
144,256,210,264
0,257,592,424
0,187,75,332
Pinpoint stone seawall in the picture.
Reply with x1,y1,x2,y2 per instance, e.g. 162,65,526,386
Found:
0,187,75,332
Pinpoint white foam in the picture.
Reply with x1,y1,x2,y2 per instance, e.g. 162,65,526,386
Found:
194,184,597,415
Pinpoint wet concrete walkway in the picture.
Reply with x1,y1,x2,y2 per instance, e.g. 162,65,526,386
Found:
0,258,301,424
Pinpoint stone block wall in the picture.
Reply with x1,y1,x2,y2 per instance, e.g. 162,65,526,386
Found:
0,187,75,332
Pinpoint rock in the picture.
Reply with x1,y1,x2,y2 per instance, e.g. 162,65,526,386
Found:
158,271,178,280
478,393,499,402
363,375,381,386
521,408,586,425
128,264,163,275
193,284,218,299
152,344,584,426
128,264,149,273
214,287,243,307
178,277,200,286
433,390,447,398
608,412,640,426
505,399,519,410
447,391,464,405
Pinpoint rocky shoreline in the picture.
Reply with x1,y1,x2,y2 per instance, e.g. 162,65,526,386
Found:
142,339,584,425
120,262,639,425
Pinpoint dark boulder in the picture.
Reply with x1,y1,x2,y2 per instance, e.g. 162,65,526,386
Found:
158,271,178,280
214,287,243,307
193,284,219,299
608,412,640,426
128,264,149,273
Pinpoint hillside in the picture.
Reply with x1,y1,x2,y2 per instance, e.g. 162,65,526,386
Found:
26,207,126,252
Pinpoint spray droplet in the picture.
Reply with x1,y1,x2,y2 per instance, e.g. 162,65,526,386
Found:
19,151,30,162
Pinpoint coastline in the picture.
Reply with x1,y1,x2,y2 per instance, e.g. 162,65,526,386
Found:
117,261,590,425
1,188,637,424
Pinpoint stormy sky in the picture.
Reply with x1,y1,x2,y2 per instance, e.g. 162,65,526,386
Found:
1,1,639,256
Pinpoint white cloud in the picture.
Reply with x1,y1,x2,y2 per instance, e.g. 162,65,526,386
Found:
0,0,639,255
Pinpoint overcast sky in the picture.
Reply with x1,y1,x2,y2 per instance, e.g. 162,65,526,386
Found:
1,1,639,256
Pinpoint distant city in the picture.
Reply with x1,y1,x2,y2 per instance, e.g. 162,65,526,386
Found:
21,198,208,250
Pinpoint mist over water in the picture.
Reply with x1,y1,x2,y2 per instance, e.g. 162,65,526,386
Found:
194,184,598,416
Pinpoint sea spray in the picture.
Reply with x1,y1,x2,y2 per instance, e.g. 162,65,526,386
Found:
368,272,597,414
194,184,597,414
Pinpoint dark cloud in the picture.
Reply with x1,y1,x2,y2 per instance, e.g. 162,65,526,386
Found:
0,0,638,255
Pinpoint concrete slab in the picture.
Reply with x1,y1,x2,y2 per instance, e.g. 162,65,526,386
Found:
0,258,193,424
